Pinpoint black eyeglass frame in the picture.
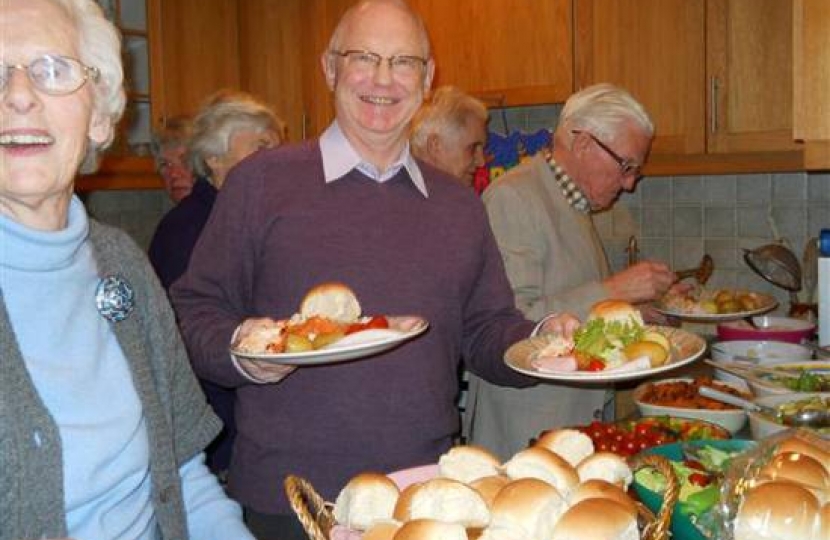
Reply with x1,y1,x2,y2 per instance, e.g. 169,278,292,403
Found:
571,129,642,178
328,49,429,73
0,54,100,96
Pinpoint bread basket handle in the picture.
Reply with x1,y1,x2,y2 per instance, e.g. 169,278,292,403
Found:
629,454,680,540
284,474,335,540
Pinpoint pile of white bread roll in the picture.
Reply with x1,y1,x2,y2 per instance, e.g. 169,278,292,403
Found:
332,428,643,540
729,435,829,540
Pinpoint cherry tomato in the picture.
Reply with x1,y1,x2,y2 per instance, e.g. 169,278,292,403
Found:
622,436,638,456
634,422,654,438
586,359,605,372
365,316,389,329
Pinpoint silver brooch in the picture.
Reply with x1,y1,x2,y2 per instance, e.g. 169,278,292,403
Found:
95,275,135,322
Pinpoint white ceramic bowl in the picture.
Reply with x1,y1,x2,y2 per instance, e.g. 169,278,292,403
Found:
633,377,749,434
748,392,830,440
710,340,813,389
747,361,830,397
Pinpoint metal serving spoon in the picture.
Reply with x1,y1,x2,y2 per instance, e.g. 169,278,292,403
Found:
698,386,829,428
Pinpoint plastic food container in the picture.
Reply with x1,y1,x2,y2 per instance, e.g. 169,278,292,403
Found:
716,316,816,344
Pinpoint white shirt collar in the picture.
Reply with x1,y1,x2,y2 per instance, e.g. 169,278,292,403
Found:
319,121,428,198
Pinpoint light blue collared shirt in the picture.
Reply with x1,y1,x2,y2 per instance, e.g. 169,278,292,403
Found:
319,121,429,198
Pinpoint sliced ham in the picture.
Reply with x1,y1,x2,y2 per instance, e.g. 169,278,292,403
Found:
532,354,579,372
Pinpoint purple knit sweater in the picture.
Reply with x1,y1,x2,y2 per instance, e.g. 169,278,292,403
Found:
172,140,536,513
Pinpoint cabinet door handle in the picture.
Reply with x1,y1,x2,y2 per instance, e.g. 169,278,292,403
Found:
709,76,719,134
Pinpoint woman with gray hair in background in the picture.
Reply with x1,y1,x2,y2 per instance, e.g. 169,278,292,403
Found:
410,85,489,187
150,115,195,203
0,0,255,538
148,89,286,477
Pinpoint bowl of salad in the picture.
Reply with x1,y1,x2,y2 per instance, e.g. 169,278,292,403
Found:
746,361,830,397
633,439,756,540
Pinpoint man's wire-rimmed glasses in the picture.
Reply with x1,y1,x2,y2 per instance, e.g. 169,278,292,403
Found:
329,49,428,78
571,129,642,178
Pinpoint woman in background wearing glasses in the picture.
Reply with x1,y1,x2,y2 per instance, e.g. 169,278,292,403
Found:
0,1,255,538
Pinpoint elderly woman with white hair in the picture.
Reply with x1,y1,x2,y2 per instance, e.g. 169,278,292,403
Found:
410,85,489,187
0,0,255,538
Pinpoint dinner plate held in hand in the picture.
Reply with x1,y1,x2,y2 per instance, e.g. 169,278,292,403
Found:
230,316,429,366
504,326,706,383
654,292,777,322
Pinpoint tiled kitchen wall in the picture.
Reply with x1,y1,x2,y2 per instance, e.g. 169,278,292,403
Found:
83,103,830,311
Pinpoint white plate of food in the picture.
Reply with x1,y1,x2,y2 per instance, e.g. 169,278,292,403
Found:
505,326,706,383
504,300,707,383
231,315,429,366
654,287,777,322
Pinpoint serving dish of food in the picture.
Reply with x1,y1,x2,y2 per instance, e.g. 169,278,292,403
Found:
745,361,830,397
569,416,731,458
633,439,756,540
230,282,428,365
748,392,830,439
505,300,706,383
633,377,751,434
655,287,776,322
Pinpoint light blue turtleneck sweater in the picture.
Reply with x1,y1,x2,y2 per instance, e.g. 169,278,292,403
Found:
0,197,253,540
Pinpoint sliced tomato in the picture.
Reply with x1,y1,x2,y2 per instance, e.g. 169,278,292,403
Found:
345,315,389,334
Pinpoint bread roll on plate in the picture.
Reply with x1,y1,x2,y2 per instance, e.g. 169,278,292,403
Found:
566,479,638,518
588,300,645,327
438,445,502,484
503,447,579,496
534,428,594,467
733,480,822,540
393,477,490,528
576,452,634,490
300,281,362,322
486,477,566,540
393,519,468,540
551,498,639,540
333,472,400,530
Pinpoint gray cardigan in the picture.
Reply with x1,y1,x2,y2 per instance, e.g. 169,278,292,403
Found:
0,221,221,540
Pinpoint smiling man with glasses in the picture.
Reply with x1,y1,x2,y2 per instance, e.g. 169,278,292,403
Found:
464,83,683,460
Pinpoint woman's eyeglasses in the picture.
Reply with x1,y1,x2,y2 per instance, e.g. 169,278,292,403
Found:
0,54,99,96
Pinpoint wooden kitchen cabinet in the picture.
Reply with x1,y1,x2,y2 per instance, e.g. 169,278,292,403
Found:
575,0,803,175
574,0,706,156
253,0,575,139
410,0,573,107
794,0,830,169
78,0,241,191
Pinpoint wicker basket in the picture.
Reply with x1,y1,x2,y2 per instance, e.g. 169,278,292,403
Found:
285,453,679,540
